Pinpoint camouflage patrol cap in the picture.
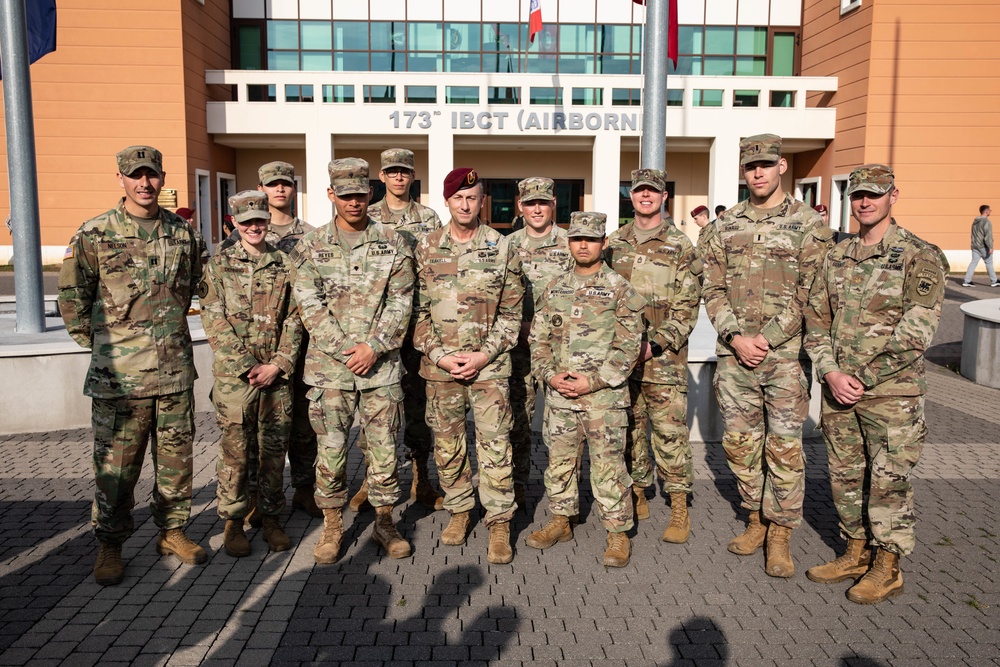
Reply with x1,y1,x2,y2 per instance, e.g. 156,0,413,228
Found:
630,168,666,192
567,211,607,239
381,148,415,171
116,145,163,177
518,177,555,202
740,133,782,166
328,158,370,196
228,190,270,224
845,164,895,197
258,161,295,185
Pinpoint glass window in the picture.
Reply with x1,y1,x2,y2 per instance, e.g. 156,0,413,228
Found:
364,85,396,103
445,53,481,72
488,87,521,104
323,85,354,103
333,22,367,50
599,54,634,74
446,86,479,104
530,87,561,105
301,22,332,50
267,51,299,70
409,22,442,52
734,90,760,106
612,88,641,106
407,54,441,72
554,181,584,223
528,26,557,54
735,57,765,76
572,88,603,105
371,22,404,51
736,27,767,56
248,84,276,102
703,56,733,76
772,33,796,76
445,23,480,52
498,23,523,52
694,90,724,107
599,25,633,54
704,27,735,54
334,51,368,71
285,85,314,102
302,52,333,71
405,86,436,103
667,89,683,106
371,51,407,72
525,53,557,73
267,21,298,50
560,24,595,52
558,55,594,74
676,56,702,75
678,26,703,54
770,91,794,107
483,51,518,73
237,25,263,70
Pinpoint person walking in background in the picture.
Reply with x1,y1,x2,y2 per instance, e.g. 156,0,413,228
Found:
962,204,998,287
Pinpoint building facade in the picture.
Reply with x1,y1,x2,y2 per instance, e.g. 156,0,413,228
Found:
0,0,996,270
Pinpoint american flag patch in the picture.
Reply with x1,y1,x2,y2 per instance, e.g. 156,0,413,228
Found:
63,246,74,260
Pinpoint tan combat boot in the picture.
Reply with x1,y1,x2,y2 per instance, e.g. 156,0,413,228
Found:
156,528,208,565
728,510,768,555
314,508,344,564
245,493,263,528
806,538,871,584
603,531,631,567
847,549,904,604
441,510,471,546
372,505,412,559
349,478,371,512
765,524,794,578
525,515,573,550
292,485,324,518
411,454,444,510
487,521,513,564
662,492,691,544
633,485,649,520
261,515,291,552
94,541,124,586
223,519,251,558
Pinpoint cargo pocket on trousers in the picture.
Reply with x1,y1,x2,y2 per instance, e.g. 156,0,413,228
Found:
306,386,327,435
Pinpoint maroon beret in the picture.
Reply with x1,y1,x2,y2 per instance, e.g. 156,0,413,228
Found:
443,168,479,199
690,205,709,218
175,207,195,220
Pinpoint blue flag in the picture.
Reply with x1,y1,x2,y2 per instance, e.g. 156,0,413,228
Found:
0,0,57,79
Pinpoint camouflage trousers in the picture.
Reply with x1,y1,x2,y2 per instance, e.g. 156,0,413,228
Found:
212,377,292,519
543,406,634,533
714,355,809,528
625,380,693,494
821,392,926,557
509,346,538,488
426,379,516,526
245,376,316,492
307,385,403,509
91,389,195,544
355,342,433,460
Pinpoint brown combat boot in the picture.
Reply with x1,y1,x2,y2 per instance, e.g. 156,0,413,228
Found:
93,541,124,586
411,454,444,510
603,531,631,567
372,506,412,559
223,519,251,558
806,538,871,584
633,485,649,520
728,510,768,555
765,524,794,578
662,492,691,544
314,508,344,564
156,528,208,565
261,515,291,552
292,485,324,518
441,511,471,546
245,493,263,528
525,515,573,550
847,549,904,604
487,521,513,564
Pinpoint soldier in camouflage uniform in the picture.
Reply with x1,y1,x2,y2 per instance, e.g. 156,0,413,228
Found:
606,169,702,544
220,161,321,523
804,165,947,603
526,212,645,567
702,134,834,577
199,191,302,557
691,205,712,255
293,158,414,564
58,146,207,585
413,168,524,564
352,148,445,512
507,177,574,508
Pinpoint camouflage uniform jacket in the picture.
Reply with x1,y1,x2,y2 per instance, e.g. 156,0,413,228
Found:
605,217,702,385
702,193,834,359
57,199,202,399
508,224,574,324
529,264,645,411
805,221,947,397
292,219,414,390
368,199,442,250
413,222,525,382
199,241,301,380
217,217,314,255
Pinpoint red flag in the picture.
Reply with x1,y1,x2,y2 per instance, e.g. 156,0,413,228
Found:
632,0,679,69
529,0,543,44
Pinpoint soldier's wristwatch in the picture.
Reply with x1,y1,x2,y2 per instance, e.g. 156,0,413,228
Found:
724,330,741,345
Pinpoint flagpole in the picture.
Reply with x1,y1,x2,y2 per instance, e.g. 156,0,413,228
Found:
640,0,669,172
0,0,46,333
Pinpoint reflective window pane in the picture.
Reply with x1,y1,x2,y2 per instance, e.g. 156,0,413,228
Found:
334,21,367,50
483,51,518,73
735,56,765,76
678,26,703,54
371,22,404,51
560,24,595,52
301,22,332,50
409,22,442,51
405,85,436,103
267,51,299,70
558,54,594,74
334,51,368,71
408,54,441,72
323,84,355,103
772,33,796,76
371,51,407,71
530,87,561,105
599,25,633,54
446,86,479,104
363,85,396,102
267,21,298,49
599,54,634,74
736,27,767,56
445,23,480,52
302,52,333,71
572,88,603,105
445,53,481,72
703,56,734,76
705,27,735,54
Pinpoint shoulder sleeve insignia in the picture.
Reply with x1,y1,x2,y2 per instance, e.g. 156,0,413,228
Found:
197,279,210,299
63,245,74,261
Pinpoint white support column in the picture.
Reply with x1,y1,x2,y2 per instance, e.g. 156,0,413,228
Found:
427,126,454,219
305,131,333,224
709,134,741,213
592,132,623,233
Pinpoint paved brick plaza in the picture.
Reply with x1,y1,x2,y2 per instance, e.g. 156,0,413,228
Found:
1,279,998,666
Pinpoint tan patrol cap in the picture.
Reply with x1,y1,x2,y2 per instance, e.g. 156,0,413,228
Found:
845,164,895,197
567,211,607,239
630,168,666,192
518,177,555,202
380,148,415,171
116,146,163,177
740,133,782,166
328,158,370,196
228,190,270,224
259,161,295,186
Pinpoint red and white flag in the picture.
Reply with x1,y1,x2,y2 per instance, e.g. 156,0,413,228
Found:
529,0,543,44
632,0,679,68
